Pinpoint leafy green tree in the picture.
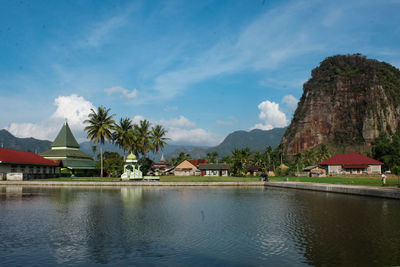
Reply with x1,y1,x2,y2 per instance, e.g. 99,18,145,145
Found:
138,157,154,176
113,117,133,160
101,152,124,177
84,106,116,177
230,148,250,176
372,134,400,170
150,125,169,159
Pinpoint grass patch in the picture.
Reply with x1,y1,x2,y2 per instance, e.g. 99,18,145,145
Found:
33,175,400,187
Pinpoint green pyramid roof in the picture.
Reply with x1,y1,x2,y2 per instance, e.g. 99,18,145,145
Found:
52,122,80,149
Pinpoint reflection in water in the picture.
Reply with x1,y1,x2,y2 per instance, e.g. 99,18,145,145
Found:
285,191,400,266
0,186,399,266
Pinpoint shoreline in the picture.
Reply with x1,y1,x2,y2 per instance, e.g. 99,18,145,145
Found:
0,181,399,199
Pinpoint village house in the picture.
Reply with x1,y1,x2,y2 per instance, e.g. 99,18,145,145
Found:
245,165,263,176
0,147,60,180
319,152,383,175
174,159,208,176
149,154,174,175
41,122,95,176
198,163,230,176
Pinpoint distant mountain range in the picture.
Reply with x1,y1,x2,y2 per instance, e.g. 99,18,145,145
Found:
0,129,51,153
166,128,286,159
0,127,286,160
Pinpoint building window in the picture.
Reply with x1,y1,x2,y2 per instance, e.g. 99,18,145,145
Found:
29,166,34,173
11,165,17,172
20,165,26,173
35,166,40,173
44,166,48,174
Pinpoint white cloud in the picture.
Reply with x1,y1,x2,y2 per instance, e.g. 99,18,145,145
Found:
6,122,59,141
167,127,222,146
251,100,288,131
132,115,145,124
282,94,299,110
105,86,138,99
6,94,95,142
158,116,195,128
130,115,221,146
51,94,95,127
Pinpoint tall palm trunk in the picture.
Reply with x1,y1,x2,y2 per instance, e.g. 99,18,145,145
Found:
100,142,103,177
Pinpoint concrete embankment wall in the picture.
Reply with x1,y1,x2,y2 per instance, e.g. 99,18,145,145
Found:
265,181,400,199
0,181,399,199
0,181,265,187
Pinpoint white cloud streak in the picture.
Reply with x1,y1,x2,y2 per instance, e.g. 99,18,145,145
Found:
149,1,323,100
105,86,138,99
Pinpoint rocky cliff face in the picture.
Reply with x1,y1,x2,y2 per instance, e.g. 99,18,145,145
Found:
283,54,400,155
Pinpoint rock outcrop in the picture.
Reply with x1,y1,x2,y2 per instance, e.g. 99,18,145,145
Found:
283,54,400,155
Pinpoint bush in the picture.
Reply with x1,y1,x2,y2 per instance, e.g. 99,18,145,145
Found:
392,165,400,176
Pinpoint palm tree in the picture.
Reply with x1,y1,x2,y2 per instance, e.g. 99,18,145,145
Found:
206,151,219,163
265,146,273,171
113,117,133,160
84,106,116,177
137,120,152,157
129,125,140,157
150,125,169,159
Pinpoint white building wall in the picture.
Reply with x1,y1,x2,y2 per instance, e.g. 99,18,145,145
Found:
369,165,381,174
328,165,341,174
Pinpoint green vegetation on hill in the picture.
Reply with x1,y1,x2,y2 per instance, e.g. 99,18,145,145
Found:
0,129,51,153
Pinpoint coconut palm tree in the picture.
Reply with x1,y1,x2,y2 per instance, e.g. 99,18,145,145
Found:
130,125,140,157
137,120,152,157
206,151,218,163
84,106,116,177
150,124,169,159
113,117,133,160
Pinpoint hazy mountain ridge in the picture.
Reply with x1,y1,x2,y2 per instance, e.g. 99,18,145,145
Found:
166,127,286,159
0,129,51,153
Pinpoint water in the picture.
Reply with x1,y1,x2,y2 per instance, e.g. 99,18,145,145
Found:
0,186,399,266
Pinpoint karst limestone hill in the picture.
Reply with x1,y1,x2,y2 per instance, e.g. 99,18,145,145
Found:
283,54,400,155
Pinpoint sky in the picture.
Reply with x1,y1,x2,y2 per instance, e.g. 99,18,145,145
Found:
1,0,400,146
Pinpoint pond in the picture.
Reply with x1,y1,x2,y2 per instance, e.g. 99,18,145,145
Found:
0,186,399,266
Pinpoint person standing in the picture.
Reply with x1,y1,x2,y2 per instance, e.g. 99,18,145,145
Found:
381,173,387,186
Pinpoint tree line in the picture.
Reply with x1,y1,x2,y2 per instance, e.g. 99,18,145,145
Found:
84,106,169,177
168,144,332,177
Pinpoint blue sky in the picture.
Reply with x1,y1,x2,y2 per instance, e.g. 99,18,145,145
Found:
1,0,400,146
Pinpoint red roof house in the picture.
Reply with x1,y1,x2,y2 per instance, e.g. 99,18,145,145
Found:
319,152,383,175
0,148,60,180
0,148,59,166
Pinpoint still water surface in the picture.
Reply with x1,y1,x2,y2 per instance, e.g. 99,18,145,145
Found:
0,186,399,266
